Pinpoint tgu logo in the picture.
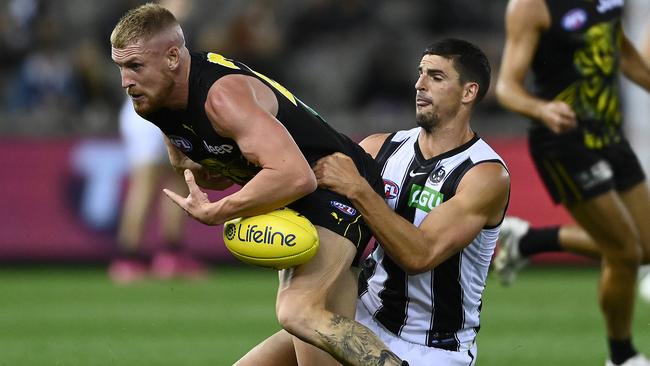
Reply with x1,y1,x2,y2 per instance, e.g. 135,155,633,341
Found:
384,179,399,199
226,223,296,246
169,135,192,152
409,184,444,212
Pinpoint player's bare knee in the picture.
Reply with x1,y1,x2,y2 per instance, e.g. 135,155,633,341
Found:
606,244,642,269
276,291,318,336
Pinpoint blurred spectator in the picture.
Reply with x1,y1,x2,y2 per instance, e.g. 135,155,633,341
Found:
421,0,506,33
0,0,43,68
7,14,80,111
195,0,286,80
286,0,373,47
354,29,414,110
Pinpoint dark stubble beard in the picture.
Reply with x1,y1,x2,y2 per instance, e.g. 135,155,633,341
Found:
415,110,439,133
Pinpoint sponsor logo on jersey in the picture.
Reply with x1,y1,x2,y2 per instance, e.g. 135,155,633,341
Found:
409,169,428,178
384,179,400,199
428,166,446,184
596,0,623,14
203,141,234,155
562,8,588,31
409,184,444,212
169,135,192,152
330,201,357,216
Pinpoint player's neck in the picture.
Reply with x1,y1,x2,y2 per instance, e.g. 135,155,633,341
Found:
418,119,474,159
164,51,191,110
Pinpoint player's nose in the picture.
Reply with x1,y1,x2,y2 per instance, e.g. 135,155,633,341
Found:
120,71,135,89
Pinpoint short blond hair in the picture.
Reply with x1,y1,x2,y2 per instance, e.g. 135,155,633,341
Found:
110,3,179,48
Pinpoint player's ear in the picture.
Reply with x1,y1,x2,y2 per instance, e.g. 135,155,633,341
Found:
462,82,479,104
167,46,180,70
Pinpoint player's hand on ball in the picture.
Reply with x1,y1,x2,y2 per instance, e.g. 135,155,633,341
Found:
164,169,217,225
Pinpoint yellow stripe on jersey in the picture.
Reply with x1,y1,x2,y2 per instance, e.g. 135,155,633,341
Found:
207,52,297,106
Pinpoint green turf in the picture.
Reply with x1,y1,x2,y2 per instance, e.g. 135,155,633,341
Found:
0,266,648,365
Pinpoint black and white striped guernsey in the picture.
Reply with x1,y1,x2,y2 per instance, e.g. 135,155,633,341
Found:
358,127,506,351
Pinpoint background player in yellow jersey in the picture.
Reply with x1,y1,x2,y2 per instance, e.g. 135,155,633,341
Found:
495,0,650,365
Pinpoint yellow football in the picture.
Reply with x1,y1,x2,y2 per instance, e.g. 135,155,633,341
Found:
223,207,319,269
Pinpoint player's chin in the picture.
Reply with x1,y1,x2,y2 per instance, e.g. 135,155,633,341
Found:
132,99,154,117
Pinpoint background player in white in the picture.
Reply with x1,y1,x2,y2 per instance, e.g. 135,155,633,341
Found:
110,98,206,283
236,38,510,366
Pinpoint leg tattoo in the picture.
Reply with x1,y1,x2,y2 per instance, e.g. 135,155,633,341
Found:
315,314,402,366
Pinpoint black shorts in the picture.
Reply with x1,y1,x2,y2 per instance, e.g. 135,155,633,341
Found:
288,154,384,266
528,129,645,206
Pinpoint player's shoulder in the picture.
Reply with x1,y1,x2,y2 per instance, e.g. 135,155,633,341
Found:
359,133,392,158
463,138,510,188
506,0,550,28
507,0,545,12
360,128,419,158
459,160,510,204
469,138,506,166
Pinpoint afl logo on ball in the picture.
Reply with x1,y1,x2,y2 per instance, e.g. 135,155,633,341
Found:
169,135,193,152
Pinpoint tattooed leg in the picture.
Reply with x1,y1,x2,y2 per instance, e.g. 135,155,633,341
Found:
276,227,405,366
315,314,403,366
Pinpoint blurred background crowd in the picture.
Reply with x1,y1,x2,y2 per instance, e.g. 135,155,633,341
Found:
0,0,514,139
1,0,648,141
0,0,649,263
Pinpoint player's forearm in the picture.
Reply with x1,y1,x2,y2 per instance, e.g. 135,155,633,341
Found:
496,79,547,121
347,182,434,274
621,36,650,93
209,169,316,223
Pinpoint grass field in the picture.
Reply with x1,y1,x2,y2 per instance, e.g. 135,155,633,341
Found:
1,265,648,366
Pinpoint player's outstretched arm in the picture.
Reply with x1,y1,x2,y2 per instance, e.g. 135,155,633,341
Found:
315,153,509,274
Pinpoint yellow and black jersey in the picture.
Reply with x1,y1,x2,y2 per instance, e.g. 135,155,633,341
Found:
145,51,384,262
146,51,372,185
532,0,624,148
